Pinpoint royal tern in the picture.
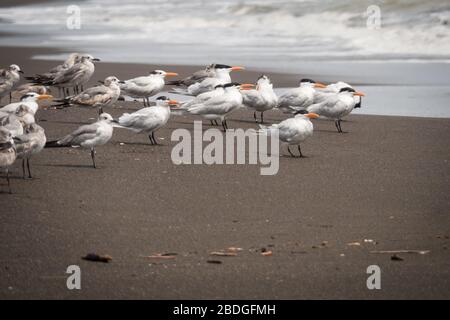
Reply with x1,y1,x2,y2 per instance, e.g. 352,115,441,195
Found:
44,55,100,97
0,92,53,115
307,87,365,133
277,79,326,114
120,70,178,107
171,84,226,126
314,81,362,108
172,82,253,131
0,127,16,193
14,123,46,179
114,96,178,145
242,75,278,123
53,76,123,109
45,113,114,168
0,104,35,137
11,84,50,102
170,64,244,96
259,111,319,157
167,64,215,87
0,64,24,104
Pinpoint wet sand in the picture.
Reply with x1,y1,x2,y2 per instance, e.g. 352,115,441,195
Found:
1,47,450,299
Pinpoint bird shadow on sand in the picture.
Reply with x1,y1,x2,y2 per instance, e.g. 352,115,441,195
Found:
114,141,166,147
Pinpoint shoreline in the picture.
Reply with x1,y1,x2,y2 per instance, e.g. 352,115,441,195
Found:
1,45,450,299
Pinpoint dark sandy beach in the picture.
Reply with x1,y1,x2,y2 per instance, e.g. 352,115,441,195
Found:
0,46,449,299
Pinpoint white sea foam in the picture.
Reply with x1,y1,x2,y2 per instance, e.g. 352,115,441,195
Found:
0,0,449,67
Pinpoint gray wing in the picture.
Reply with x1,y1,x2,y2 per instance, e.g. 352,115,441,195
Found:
59,123,99,146
53,63,85,84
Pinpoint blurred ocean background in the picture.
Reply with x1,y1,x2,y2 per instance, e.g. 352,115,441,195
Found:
1,0,450,117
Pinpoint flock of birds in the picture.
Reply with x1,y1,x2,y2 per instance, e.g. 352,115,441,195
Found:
0,53,365,193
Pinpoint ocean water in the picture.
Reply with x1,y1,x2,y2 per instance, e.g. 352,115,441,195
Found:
0,0,450,67
1,0,450,118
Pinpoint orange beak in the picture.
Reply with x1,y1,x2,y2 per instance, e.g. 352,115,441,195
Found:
239,83,255,90
165,72,179,77
37,94,53,101
168,99,178,105
231,66,244,71
306,113,320,119
314,82,327,89
354,91,365,96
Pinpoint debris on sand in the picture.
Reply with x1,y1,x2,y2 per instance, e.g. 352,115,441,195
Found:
261,248,273,256
312,241,329,249
347,242,361,246
370,250,429,255
210,251,237,257
142,253,177,259
82,253,112,263
207,260,222,264
391,254,404,261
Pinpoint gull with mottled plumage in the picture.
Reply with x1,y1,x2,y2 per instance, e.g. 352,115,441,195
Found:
0,64,24,104
0,127,16,193
14,123,46,179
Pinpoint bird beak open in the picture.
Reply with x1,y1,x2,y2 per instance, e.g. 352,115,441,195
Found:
38,94,53,101
354,91,365,96
165,72,179,77
231,66,244,71
239,83,255,90
92,58,101,62
168,100,179,106
306,113,320,119
314,82,327,88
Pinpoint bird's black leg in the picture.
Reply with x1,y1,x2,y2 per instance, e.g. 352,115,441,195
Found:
6,169,12,194
152,132,158,145
297,145,303,158
146,97,150,106
81,85,84,92
148,134,154,145
287,146,295,157
143,98,147,107
66,88,70,96
338,119,343,133
214,120,219,126
9,92,12,103
261,112,264,124
224,119,229,130
335,120,341,133
22,159,26,179
27,158,32,178
221,120,227,132
253,111,257,123
210,120,214,126
91,148,96,168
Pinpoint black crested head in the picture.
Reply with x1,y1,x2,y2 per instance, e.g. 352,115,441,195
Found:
223,82,240,88
20,93,35,101
156,96,169,101
214,64,232,69
294,110,308,115
300,78,315,84
339,87,355,93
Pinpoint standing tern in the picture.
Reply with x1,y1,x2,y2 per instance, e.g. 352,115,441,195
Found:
241,75,278,123
53,76,123,109
307,87,365,133
167,64,215,87
120,70,178,107
0,64,24,104
14,123,46,179
259,111,319,157
114,96,178,145
45,113,114,168
314,81,362,109
0,92,53,115
170,64,244,96
171,82,254,131
0,127,16,193
277,79,326,114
